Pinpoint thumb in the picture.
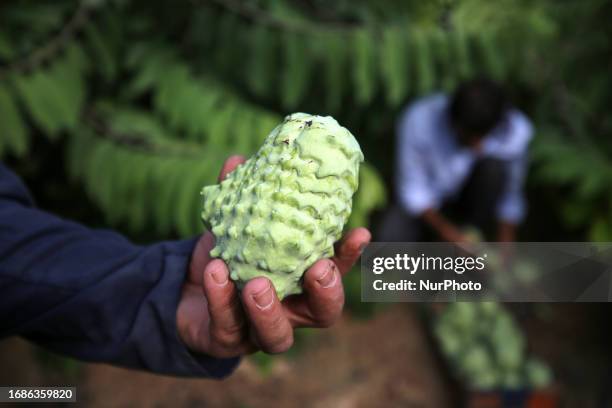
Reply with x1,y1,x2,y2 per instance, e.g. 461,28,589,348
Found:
218,155,246,182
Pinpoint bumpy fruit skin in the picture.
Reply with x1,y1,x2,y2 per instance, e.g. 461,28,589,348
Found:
201,113,363,299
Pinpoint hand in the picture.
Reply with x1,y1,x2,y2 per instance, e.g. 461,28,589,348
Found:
421,209,470,244
440,224,470,244
177,156,371,357
497,221,517,243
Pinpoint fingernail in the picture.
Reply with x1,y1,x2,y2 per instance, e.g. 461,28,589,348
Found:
211,268,228,286
317,262,337,288
253,283,274,310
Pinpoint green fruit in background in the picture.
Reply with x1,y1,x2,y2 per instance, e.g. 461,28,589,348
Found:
433,302,554,391
525,358,553,388
447,302,478,332
435,324,462,357
460,345,492,377
491,313,525,370
502,371,524,390
479,301,500,316
201,113,363,299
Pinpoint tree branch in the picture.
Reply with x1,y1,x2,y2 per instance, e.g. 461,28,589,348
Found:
0,3,92,81
202,0,359,34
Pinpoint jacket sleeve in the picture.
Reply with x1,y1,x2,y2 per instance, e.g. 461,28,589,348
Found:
0,163,240,378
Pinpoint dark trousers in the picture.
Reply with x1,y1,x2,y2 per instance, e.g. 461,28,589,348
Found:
375,158,508,242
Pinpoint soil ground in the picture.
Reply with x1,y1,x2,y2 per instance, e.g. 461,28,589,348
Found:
0,305,448,408
0,304,609,408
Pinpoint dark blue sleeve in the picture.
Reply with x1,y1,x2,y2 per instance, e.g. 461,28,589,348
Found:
0,163,240,378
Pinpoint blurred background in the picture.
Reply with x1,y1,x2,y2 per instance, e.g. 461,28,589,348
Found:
0,0,611,406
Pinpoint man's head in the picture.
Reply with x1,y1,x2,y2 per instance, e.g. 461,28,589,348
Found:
448,78,509,149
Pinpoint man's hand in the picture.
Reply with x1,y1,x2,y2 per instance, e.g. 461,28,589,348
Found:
421,208,470,243
497,221,516,243
177,155,371,357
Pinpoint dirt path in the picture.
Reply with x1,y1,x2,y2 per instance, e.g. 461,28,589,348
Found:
0,305,442,407
76,305,448,407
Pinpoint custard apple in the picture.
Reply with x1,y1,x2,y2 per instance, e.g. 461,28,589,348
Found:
201,113,363,299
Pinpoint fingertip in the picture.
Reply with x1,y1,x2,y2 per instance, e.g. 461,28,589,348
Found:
241,278,292,354
304,259,337,289
201,231,216,248
303,260,344,327
348,227,372,251
335,228,371,261
227,154,246,164
203,259,230,288
242,276,271,296
205,258,229,274
189,232,217,285
242,277,278,311
219,155,247,181
225,155,246,172
357,227,372,242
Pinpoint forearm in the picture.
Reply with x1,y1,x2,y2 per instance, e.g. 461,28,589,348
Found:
0,164,239,377
497,221,517,242
421,208,463,242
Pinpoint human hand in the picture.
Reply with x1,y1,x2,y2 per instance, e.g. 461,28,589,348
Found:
177,155,371,357
440,224,471,245
421,209,471,244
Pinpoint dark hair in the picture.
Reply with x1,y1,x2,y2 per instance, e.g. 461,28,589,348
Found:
448,78,509,137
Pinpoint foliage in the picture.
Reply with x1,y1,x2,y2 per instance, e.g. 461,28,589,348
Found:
0,0,609,242
527,0,612,241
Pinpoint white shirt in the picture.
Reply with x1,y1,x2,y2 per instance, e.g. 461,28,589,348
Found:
396,94,533,223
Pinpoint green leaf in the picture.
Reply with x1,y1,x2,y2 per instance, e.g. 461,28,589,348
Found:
189,87,222,141
430,28,455,91
380,26,409,107
319,32,347,112
0,32,14,60
232,109,256,156
66,127,94,181
126,153,151,232
173,85,203,138
208,102,236,149
98,144,120,221
254,114,281,150
156,159,191,235
85,22,117,82
85,140,114,210
476,31,505,80
589,218,612,242
37,68,79,130
125,46,175,98
154,63,191,126
352,28,377,106
451,28,472,80
413,29,435,96
575,165,608,200
13,73,62,136
0,83,28,156
281,32,312,109
213,13,241,76
247,25,277,98
176,161,209,237
46,48,87,129
144,157,171,235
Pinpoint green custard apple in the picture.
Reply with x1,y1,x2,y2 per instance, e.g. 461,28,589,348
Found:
200,113,364,299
